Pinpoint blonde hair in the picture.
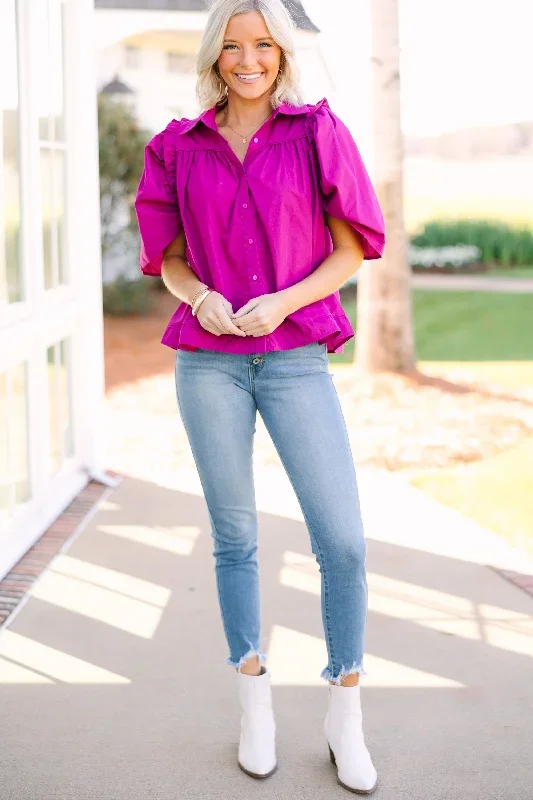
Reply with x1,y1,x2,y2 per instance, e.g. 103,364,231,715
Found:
197,0,306,110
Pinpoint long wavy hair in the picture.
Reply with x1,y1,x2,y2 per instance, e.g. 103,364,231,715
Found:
196,0,306,111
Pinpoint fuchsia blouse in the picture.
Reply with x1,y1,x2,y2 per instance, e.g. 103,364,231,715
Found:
134,97,385,354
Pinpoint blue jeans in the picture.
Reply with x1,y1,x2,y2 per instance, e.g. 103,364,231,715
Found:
174,341,368,683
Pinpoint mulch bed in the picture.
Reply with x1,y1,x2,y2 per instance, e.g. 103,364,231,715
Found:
333,368,533,470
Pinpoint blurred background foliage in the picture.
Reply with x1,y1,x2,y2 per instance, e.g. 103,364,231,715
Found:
412,219,533,267
98,94,155,315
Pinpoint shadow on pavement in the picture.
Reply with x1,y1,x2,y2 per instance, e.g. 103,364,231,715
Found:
1,476,532,800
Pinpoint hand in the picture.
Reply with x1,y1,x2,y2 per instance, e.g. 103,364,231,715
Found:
196,291,247,337
231,293,291,337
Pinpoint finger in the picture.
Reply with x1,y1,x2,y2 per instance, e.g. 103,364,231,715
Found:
232,301,260,320
221,299,235,317
240,324,266,337
237,317,263,332
232,310,259,327
202,318,224,334
203,325,221,336
201,319,223,335
214,310,247,337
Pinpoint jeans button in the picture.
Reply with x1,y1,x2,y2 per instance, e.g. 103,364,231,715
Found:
252,357,260,364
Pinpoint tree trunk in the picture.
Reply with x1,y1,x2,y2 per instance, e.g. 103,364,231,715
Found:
355,0,415,372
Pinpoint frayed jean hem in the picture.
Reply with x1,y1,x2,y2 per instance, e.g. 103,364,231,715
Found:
321,662,367,685
226,647,268,672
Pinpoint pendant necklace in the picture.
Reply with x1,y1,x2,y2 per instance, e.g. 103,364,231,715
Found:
223,109,272,143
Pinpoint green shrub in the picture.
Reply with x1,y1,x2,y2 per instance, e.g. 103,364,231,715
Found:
102,275,154,316
411,220,533,266
98,94,151,260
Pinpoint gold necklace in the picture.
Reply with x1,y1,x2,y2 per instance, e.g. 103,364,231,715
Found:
223,109,272,143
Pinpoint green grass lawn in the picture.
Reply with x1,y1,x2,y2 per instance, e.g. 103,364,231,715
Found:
411,361,533,557
411,436,533,557
484,266,533,278
333,289,533,364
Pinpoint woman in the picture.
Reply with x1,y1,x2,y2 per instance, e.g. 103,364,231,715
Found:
135,0,385,793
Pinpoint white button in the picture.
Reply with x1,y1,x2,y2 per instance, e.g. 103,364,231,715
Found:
252,275,258,280
253,137,259,143
248,238,253,244
243,203,247,208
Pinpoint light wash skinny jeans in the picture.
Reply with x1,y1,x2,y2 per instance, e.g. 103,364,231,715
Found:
174,341,368,684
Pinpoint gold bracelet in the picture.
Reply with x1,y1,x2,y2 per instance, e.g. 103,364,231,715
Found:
191,285,210,309
190,284,208,308
191,288,212,316
192,290,211,316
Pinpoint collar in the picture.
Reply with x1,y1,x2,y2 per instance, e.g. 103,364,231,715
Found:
177,97,328,135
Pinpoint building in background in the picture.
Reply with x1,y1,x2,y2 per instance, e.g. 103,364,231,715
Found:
0,0,105,579
94,0,330,135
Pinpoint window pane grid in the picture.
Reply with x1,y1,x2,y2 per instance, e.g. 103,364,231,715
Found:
40,0,67,290
0,364,30,524
48,338,73,475
1,0,23,307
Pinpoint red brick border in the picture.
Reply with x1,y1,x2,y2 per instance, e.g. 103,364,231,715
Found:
494,567,533,599
0,479,113,628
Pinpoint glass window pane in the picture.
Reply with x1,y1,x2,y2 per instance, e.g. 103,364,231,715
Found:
59,339,73,457
36,0,52,141
41,149,54,289
1,0,22,305
37,0,64,143
55,150,67,285
0,364,30,524
48,339,73,474
12,363,30,508
125,45,140,69
41,149,66,289
50,0,65,142
47,345,60,474
0,372,9,526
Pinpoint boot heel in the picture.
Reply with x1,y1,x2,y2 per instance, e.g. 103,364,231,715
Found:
328,744,336,765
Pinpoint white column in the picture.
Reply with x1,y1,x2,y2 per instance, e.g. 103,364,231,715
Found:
63,0,106,475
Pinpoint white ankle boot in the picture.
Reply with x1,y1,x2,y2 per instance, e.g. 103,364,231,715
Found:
237,668,277,778
324,682,378,794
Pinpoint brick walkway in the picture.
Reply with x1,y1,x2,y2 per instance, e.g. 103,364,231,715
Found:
0,481,110,628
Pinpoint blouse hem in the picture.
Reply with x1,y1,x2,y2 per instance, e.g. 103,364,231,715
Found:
160,311,354,355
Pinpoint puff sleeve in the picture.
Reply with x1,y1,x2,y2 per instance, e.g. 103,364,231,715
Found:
311,101,385,260
134,129,182,276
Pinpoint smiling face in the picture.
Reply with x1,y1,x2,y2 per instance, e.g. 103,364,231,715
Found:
217,10,283,101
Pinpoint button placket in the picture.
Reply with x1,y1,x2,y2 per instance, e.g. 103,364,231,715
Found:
239,171,262,291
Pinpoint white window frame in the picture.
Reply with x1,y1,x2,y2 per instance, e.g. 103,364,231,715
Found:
0,0,105,580
124,44,140,69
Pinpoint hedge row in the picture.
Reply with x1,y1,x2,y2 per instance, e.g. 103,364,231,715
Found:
411,220,533,266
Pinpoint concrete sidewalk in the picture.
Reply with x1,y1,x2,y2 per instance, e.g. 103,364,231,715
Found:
1,468,533,800
411,274,533,293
